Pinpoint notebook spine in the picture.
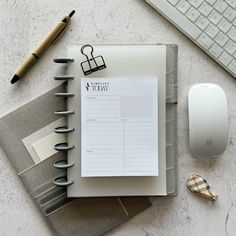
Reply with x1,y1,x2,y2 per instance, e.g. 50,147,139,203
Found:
53,58,75,187
165,45,178,195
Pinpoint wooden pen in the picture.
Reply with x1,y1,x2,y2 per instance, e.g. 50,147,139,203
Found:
11,10,75,84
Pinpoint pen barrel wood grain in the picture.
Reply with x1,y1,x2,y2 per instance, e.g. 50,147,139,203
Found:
15,54,38,78
34,21,68,58
11,14,73,83
15,17,70,78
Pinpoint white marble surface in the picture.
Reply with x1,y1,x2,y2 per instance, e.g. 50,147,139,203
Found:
0,0,236,235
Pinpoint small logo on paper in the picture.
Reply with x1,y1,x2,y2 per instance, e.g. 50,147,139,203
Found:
86,82,90,91
85,82,109,91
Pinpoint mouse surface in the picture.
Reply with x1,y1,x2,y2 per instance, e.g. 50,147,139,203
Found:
188,83,228,158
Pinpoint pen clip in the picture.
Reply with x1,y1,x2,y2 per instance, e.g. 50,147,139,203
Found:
52,16,71,44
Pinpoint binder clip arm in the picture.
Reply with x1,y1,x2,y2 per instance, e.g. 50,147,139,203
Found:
80,44,106,75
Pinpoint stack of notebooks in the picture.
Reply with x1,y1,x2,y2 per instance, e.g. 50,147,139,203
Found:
0,44,178,236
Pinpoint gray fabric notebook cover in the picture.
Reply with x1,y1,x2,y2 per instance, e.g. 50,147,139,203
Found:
0,84,151,236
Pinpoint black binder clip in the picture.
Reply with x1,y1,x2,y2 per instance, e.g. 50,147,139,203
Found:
80,44,106,75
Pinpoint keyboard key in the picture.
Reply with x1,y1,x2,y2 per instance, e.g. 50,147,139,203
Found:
224,7,236,22
218,18,231,33
189,0,203,8
196,16,209,30
225,41,236,55
153,1,201,39
186,7,200,22
206,0,216,5
214,0,228,14
197,33,214,49
226,0,236,8
215,32,229,46
228,27,236,41
205,24,219,38
209,10,222,24
176,0,190,14
209,43,223,57
199,2,212,16
167,0,180,5
228,60,236,75
218,51,233,66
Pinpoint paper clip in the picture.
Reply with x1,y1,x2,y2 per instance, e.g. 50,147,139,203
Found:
80,44,106,75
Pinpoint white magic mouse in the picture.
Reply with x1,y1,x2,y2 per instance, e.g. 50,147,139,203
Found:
188,83,229,159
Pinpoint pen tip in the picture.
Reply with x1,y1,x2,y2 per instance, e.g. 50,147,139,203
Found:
11,74,20,84
69,10,75,18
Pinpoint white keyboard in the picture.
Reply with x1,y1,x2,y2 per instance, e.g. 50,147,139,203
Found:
145,0,236,78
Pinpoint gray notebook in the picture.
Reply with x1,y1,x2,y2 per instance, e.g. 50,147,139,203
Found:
0,85,151,236
52,44,178,197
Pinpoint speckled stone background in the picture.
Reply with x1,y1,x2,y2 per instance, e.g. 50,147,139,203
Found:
0,0,236,235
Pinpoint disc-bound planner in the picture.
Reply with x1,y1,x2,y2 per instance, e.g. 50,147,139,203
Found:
0,44,177,236
53,44,178,197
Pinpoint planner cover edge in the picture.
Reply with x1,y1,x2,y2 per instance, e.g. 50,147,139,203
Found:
166,44,178,196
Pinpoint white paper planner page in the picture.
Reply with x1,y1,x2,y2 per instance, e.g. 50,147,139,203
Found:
81,77,158,177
